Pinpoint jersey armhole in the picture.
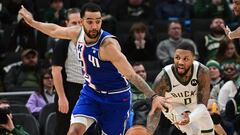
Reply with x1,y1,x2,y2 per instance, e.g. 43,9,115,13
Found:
163,69,172,93
98,36,117,61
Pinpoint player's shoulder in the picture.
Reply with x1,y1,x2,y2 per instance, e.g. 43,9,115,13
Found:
101,36,120,50
155,69,170,83
198,62,209,72
197,61,209,76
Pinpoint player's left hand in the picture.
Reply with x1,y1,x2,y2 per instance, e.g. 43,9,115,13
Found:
149,96,171,116
175,112,190,126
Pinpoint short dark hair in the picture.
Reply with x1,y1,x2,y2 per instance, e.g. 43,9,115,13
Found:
130,22,148,33
65,8,80,20
80,2,102,18
168,20,182,30
176,41,195,55
132,62,144,67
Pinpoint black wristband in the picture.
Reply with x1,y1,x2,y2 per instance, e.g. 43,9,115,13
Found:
150,94,158,102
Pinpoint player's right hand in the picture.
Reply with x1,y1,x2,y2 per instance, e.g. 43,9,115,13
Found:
58,96,69,114
149,96,172,116
18,5,34,27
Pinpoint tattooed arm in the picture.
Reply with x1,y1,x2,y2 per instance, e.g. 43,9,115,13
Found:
188,64,211,123
147,70,171,134
101,38,156,98
197,64,211,106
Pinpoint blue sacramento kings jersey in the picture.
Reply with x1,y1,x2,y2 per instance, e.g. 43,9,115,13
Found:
76,28,129,91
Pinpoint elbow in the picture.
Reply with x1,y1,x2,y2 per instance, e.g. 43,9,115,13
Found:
49,31,58,38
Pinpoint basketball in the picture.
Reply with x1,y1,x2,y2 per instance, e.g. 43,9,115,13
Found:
125,125,151,135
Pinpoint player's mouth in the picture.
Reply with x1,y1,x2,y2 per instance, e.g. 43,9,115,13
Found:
177,66,185,74
90,30,98,34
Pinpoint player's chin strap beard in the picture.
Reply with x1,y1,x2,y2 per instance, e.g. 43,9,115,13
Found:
174,65,191,77
174,65,192,83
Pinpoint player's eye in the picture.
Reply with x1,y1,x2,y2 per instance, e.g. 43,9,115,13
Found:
184,58,189,62
86,21,93,24
96,20,101,24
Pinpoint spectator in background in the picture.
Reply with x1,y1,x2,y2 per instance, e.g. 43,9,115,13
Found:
206,60,225,89
206,60,225,100
156,21,198,66
218,62,240,111
215,38,240,67
7,18,37,53
154,0,192,20
0,100,30,135
131,62,152,104
3,49,41,91
122,22,156,62
109,0,153,22
197,17,226,63
26,69,55,118
222,62,240,82
42,0,66,26
194,0,233,22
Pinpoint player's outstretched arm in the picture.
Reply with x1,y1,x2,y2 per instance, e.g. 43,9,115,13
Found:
100,38,168,117
19,5,80,42
221,24,240,39
147,70,170,134
100,38,155,97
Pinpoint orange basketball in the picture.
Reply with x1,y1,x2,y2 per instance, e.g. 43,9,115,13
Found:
125,125,151,135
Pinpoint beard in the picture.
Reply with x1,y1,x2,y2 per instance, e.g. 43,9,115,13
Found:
83,26,100,39
210,26,225,35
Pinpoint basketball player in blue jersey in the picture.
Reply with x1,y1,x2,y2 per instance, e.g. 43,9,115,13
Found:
221,0,240,39
147,42,214,135
19,2,168,135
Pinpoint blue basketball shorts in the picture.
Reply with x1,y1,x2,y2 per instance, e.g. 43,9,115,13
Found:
72,85,132,135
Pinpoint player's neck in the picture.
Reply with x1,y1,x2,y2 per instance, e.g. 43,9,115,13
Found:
181,71,192,82
174,66,192,83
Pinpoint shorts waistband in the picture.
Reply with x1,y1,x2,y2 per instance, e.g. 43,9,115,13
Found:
88,85,130,94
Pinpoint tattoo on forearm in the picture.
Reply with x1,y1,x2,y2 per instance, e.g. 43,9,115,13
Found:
129,74,155,98
146,71,170,134
147,109,161,134
153,70,170,96
197,89,203,104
